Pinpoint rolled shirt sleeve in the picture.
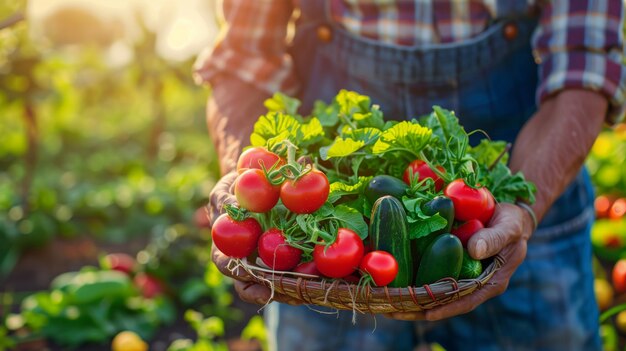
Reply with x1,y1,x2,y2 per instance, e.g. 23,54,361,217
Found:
193,0,299,95
532,0,626,123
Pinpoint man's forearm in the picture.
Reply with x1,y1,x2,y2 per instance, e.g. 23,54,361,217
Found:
207,74,271,175
509,89,608,222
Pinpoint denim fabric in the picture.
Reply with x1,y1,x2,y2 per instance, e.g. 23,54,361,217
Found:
265,1,601,350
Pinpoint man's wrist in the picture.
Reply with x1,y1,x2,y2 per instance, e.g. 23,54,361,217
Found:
515,201,538,232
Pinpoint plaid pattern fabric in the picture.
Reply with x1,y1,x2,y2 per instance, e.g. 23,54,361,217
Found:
194,0,626,122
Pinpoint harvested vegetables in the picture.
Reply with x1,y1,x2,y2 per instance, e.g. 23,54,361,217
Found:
211,90,535,288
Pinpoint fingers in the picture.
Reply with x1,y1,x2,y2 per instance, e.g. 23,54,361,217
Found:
424,240,527,321
208,172,239,225
467,203,525,260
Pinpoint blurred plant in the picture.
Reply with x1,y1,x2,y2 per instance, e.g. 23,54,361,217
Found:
166,311,267,351
137,224,241,322
7,266,176,347
587,125,626,198
0,0,220,279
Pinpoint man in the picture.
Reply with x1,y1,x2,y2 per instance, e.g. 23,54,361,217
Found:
196,1,625,350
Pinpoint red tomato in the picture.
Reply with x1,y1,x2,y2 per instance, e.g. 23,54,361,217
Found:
313,228,364,278
280,170,329,214
479,190,496,225
103,253,135,275
451,219,484,247
595,195,613,219
605,235,622,249
402,160,445,191
236,147,283,173
359,251,398,286
211,213,262,258
444,179,495,224
134,273,164,298
293,261,321,276
609,198,626,220
343,273,361,284
235,169,280,213
613,259,626,294
258,228,302,271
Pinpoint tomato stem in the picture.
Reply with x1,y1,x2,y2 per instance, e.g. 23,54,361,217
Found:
224,204,247,221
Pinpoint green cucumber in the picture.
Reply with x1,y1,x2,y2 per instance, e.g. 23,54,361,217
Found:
422,196,454,234
369,195,412,287
415,234,463,286
459,251,483,279
365,175,409,204
412,196,455,266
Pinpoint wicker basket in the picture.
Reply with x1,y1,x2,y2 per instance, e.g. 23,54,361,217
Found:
230,255,504,314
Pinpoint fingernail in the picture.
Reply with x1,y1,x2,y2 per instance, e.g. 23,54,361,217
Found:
476,239,487,258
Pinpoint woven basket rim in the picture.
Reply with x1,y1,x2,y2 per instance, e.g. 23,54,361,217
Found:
229,255,504,313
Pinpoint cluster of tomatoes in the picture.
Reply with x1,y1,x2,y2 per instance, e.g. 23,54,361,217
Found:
407,159,496,229
596,195,626,222
212,147,498,287
103,253,164,298
211,147,402,286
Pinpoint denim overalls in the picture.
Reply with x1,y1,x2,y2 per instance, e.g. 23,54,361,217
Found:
264,1,601,350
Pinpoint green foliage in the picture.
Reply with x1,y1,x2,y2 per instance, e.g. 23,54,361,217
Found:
0,4,220,277
587,128,626,197
17,267,176,347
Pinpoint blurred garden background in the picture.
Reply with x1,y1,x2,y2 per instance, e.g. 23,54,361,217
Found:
0,0,625,350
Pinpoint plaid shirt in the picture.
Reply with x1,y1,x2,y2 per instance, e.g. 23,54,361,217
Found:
194,0,626,123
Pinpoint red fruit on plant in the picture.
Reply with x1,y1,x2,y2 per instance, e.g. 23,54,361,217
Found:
402,160,445,191
235,169,280,213
313,228,364,278
605,235,622,249
444,179,496,224
280,169,329,214
236,147,283,173
479,191,496,225
211,213,262,258
293,261,321,276
609,198,626,220
595,195,613,219
258,228,303,271
613,259,626,294
103,253,135,275
451,219,485,247
134,273,163,298
359,251,399,287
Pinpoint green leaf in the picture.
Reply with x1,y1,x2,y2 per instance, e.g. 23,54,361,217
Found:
250,112,300,147
312,100,339,127
342,127,381,146
333,205,368,239
372,121,432,155
319,137,365,160
298,117,324,146
486,163,536,204
264,92,301,116
336,90,371,116
407,214,447,239
469,140,509,166
402,197,447,239
335,90,385,129
250,112,324,149
328,176,372,203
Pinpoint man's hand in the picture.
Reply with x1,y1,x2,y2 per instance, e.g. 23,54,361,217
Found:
208,172,303,306
385,202,534,321
386,89,607,321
